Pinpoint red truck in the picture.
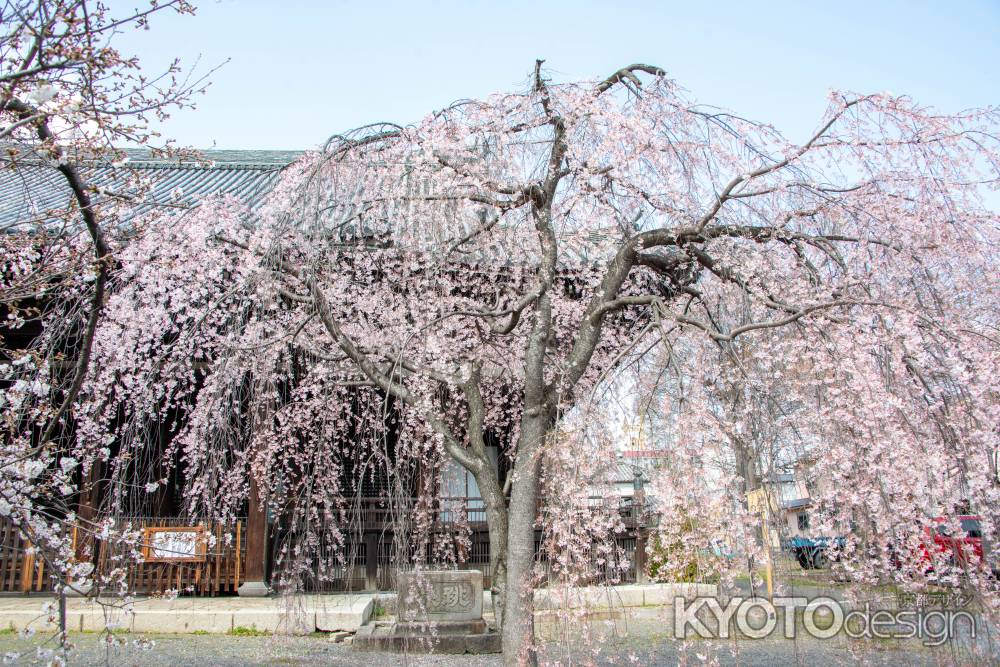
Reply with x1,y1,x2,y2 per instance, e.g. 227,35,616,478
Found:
918,515,986,573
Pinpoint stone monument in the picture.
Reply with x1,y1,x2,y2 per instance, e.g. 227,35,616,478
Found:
353,569,500,653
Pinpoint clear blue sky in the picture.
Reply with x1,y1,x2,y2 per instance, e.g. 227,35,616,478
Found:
115,0,1000,150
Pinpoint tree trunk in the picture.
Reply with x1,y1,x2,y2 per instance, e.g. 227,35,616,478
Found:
478,474,508,628
500,417,546,666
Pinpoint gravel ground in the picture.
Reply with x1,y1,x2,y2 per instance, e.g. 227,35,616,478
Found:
0,614,993,666
0,634,988,666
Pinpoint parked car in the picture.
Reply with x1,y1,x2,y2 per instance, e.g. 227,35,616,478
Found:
783,535,846,569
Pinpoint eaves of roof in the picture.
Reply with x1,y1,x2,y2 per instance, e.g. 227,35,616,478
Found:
0,149,300,231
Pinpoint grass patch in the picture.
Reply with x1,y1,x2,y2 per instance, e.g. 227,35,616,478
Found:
190,630,210,635
228,625,270,637
372,601,389,620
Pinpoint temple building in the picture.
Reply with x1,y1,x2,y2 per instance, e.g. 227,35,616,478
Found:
0,150,644,596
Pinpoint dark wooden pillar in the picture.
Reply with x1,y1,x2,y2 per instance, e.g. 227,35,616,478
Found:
74,461,102,564
238,479,269,596
635,528,648,583
364,532,378,591
66,460,103,594
634,482,648,583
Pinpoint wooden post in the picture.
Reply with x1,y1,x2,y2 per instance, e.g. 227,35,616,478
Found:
67,460,103,596
74,461,102,564
634,478,648,583
234,520,242,591
20,541,34,594
635,528,648,583
238,479,269,596
364,532,379,591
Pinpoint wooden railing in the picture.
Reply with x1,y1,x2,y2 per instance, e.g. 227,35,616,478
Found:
0,519,45,593
0,517,245,596
0,495,644,595
96,517,246,596
297,495,644,592
344,495,641,529
341,496,490,529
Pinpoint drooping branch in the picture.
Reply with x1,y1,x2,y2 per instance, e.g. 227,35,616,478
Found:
304,272,482,473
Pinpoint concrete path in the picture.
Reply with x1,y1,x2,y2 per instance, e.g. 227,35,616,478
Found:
0,593,374,634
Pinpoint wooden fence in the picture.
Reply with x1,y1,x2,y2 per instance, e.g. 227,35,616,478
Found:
0,517,245,595
289,495,644,592
0,494,644,595
0,519,45,593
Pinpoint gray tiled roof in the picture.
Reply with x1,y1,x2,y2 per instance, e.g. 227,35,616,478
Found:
0,149,301,231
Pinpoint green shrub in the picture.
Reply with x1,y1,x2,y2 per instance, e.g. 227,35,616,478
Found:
646,517,702,583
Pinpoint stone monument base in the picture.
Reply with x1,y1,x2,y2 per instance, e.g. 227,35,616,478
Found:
353,569,499,654
352,620,501,654
393,619,487,635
